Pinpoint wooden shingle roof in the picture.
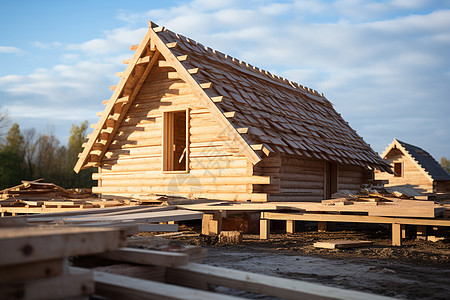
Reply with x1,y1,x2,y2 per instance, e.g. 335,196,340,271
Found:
75,22,391,173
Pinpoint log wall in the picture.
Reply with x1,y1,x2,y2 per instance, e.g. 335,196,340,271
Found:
374,148,433,193
92,64,268,201
337,164,364,192
266,154,325,202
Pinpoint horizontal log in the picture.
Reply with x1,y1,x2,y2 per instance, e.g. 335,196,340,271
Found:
94,185,251,194
98,175,271,186
280,181,324,189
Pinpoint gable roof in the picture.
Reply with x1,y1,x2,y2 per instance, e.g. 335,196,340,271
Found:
75,21,391,173
381,138,450,181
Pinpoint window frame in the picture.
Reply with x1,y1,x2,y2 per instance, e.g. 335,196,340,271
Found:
393,162,402,177
162,108,190,174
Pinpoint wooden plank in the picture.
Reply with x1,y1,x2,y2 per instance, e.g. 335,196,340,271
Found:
261,212,450,227
61,209,203,224
286,220,295,234
92,269,240,300
0,268,94,300
137,223,179,232
0,258,64,282
166,263,394,300
313,240,373,249
392,223,402,246
0,227,126,266
99,247,189,267
260,219,270,240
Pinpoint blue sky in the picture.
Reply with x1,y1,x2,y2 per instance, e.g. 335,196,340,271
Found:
0,0,449,161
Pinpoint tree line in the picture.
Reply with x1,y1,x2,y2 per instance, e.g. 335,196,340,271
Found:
0,112,94,190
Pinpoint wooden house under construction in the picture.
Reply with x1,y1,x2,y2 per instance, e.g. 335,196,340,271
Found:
375,139,450,195
75,22,391,202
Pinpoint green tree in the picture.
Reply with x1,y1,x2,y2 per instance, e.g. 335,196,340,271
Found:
0,110,10,140
441,157,450,173
66,121,94,188
0,123,25,188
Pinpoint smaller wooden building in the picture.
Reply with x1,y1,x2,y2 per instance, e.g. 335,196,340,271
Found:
375,139,450,195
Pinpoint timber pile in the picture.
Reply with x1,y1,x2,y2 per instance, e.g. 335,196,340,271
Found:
0,180,143,216
0,179,92,200
24,205,203,233
0,221,394,300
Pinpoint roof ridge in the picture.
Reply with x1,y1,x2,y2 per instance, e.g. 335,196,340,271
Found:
161,27,326,101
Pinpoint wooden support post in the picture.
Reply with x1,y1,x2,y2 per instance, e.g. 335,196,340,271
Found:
201,214,213,235
318,221,327,232
260,219,270,240
401,224,406,239
201,213,222,236
286,220,295,234
392,223,402,246
416,225,427,240
209,213,222,235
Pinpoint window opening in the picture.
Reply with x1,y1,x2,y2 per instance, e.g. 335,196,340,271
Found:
163,110,188,172
393,162,402,177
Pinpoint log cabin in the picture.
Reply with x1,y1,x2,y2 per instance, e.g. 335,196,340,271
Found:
74,21,391,202
375,139,450,195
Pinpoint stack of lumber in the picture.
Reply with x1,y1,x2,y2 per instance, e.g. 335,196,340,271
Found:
25,205,203,233
0,225,126,300
0,223,393,299
0,180,91,200
0,180,143,216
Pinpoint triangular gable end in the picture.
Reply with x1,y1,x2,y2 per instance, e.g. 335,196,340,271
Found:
74,22,261,173
380,138,433,182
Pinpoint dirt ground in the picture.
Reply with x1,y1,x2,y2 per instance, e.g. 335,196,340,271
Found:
157,222,450,300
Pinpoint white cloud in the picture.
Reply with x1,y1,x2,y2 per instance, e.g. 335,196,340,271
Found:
66,27,147,55
0,46,22,54
31,41,62,49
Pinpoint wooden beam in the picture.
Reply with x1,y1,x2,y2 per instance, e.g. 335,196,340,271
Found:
92,269,238,300
0,258,64,282
109,85,117,90
392,223,402,246
158,60,172,68
286,220,295,234
130,44,139,51
237,127,248,134
99,247,189,267
260,219,270,240
115,71,124,77
261,212,450,227
137,55,151,65
122,58,131,64
167,263,394,300
0,227,125,266
0,268,94,300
